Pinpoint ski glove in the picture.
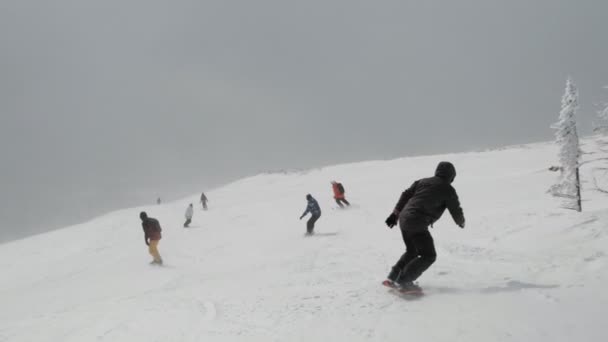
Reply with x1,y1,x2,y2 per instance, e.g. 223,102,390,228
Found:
385,213,398,228
458,221,465,229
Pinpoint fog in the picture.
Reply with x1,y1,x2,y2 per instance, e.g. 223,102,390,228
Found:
1,0,608,242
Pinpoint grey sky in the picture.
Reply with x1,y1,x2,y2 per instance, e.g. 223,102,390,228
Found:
1,0,608,242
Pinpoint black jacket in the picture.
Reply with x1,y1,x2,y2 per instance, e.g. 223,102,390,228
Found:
394,162,465,231
142,217,162,240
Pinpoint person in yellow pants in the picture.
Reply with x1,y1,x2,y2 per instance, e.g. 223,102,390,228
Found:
140,211,163,265
148,239,161,263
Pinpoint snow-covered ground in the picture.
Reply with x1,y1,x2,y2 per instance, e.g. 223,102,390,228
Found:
1,137,607,342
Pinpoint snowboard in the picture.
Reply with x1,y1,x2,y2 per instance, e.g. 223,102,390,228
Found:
149,262,175,268
382,280,424,296
304,232,339,237
331,205,355,211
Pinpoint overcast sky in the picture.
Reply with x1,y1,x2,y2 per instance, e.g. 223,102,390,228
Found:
1,0,608,242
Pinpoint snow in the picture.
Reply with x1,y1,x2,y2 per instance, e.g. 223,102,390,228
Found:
1,138,607,342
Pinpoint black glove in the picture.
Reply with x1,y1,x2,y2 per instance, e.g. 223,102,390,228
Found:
458,221,465,229
299,215,304,220
385,213,398,228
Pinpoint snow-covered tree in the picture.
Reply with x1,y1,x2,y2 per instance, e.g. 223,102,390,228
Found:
549,78,582,211
593,86,608,135
594,86,608,134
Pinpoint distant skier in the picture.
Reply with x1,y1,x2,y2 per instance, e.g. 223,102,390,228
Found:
331,181,350,208
383,161,465,291
156,197,161,205
200,192,208,210
299,194,322,235
184,203,194,228
140,211,163,265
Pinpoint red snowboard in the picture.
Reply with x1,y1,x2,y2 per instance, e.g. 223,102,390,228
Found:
382,280,424,296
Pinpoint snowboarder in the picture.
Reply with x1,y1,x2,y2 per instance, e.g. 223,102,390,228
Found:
299,194,322,235
384,161,465,291
331,181,350,208
184,203,194,227
200,192,208,210
140,211,163,265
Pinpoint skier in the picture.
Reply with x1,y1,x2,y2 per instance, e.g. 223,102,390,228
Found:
156,197,161,205
200,192,208,210
184,203,194,228
383,161,465,291
299,194,322,235
331,181,350,208
140,211,163,265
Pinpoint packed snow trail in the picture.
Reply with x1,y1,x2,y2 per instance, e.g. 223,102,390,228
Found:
1,139,607,342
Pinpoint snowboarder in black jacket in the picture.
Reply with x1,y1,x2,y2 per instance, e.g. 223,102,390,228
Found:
384,161,465,290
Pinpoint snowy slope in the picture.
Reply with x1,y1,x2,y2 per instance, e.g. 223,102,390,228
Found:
1,138,607,342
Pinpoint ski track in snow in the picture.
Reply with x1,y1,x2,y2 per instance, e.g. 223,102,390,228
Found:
1,138,608,341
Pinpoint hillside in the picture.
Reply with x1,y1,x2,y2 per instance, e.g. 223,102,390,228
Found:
1,138,607,342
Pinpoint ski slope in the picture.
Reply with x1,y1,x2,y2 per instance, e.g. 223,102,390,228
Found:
1,138,607,342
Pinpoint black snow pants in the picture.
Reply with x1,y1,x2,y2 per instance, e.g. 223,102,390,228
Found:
307,213,321,234
184,218,191,227
335,198,350,207
392,229,437,283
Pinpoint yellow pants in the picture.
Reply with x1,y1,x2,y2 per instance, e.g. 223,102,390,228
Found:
148,240,162,262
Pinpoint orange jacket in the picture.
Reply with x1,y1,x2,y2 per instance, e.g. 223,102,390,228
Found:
332,183,345,199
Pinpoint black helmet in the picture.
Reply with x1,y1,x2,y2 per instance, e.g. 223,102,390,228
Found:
139,211,147,220
306,194,312,201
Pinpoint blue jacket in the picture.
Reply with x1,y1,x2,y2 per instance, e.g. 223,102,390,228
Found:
302,196,321,217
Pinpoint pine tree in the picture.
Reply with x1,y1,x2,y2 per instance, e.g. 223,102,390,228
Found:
550,78,582,211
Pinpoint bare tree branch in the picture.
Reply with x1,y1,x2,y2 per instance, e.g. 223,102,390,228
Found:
592,175,608,194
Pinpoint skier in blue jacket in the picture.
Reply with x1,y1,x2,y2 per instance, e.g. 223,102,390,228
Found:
300,194,321,235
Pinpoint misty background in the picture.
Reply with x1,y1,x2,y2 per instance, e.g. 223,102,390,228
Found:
1,0,608,242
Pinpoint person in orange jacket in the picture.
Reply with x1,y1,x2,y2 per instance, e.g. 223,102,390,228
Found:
331,181,350,208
